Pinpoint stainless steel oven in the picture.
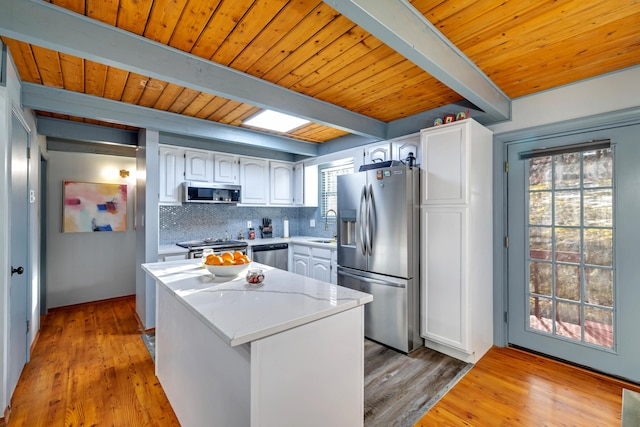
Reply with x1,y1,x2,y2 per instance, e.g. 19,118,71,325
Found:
176,239,249,259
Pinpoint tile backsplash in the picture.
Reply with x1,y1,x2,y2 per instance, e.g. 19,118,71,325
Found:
159,204,336,244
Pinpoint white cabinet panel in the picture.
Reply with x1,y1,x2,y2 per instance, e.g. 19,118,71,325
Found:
292,254,310,277
303,164,318,207
185,149,214,182
215,154,239,184
365,142,392,164
240,158,269,204
289,244,336,284
420,124,467,205
159,253,189,262
293,162,304,206
270,161,293,205
392,134,420,165
311,257,331,283
159,146,185,205
421,208,467,351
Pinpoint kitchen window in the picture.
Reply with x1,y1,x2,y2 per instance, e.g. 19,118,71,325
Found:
319,161,354,218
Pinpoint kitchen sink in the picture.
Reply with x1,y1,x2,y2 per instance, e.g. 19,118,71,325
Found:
310,239,336,244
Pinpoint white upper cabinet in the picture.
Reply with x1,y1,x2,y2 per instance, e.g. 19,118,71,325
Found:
240,157,269,204
184,149,214,182
420,122,469,205
293,162,304,206
270,161,294,205
392,134,420,166
159,146,185,205
365,142,392,164
214,153,239,184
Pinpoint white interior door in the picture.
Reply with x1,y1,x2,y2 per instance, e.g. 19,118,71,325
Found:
507,124,640,382
9,112,29,397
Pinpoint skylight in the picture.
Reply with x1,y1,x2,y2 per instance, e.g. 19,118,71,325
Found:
243,110,310,133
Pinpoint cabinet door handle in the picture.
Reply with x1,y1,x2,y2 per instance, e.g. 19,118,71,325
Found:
11,266,24,276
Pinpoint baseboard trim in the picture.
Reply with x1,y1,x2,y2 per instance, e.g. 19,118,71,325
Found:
47,294,135,312
30,329,40,358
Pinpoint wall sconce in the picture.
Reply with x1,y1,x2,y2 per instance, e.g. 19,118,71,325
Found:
119,169,130,178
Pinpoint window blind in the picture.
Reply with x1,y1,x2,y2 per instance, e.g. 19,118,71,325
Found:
320,163,353,217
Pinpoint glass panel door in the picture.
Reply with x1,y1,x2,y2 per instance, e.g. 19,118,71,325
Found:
507,123,640,383
527,149,614,349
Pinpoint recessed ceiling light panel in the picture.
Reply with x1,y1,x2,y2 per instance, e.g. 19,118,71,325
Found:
243,110,310,133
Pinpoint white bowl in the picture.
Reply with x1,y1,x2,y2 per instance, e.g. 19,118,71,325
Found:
205,263,250,277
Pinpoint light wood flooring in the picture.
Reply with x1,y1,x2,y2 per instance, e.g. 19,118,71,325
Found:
416,346,640,426
4,296,179,426
3,296,639,426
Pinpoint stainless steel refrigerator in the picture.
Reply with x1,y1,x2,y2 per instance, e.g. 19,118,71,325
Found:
337,164,422,353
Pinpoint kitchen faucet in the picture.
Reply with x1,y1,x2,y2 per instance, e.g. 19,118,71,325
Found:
325,209,337,239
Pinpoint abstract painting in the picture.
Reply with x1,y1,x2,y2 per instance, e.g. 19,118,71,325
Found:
63,181,128,232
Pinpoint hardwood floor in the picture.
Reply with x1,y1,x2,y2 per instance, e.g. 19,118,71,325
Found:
5,296,179,426
416,346,640,426
4,296,638,426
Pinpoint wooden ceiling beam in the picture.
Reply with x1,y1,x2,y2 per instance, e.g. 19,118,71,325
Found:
0,0,386,139
325,0,511,121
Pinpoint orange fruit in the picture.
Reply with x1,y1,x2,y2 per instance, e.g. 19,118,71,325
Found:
205,255,223,266
233,251,244,260
222,259,234,266
241,255,251,264
221,252,234,262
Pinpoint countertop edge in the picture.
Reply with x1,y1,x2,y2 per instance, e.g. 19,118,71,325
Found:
142,260,371,347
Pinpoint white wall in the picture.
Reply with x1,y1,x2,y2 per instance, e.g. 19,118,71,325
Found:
46,151,137,308
489,66,640,135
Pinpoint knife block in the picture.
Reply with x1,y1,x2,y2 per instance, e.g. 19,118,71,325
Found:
260,225,272,238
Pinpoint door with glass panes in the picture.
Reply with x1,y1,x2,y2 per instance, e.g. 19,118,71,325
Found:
507,124,640,382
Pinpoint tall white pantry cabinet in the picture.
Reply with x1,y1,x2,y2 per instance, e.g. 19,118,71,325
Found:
419,118,493,363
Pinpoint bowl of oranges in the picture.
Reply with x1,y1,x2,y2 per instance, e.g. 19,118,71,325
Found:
203,251,251,276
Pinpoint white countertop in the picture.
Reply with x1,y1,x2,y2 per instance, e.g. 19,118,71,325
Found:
159,236,336,255
141,259,371,347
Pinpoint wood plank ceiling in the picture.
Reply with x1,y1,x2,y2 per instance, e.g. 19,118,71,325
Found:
2,0,639,144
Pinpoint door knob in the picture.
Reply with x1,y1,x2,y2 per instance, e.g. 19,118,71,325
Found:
11,266,24,276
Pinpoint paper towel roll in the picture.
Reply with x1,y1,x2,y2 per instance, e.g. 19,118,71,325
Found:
283,219,289,238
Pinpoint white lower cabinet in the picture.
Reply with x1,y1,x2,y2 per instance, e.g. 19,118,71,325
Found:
159,253,188,262
310,248,332,283
289,244,337,284
292,252,310,277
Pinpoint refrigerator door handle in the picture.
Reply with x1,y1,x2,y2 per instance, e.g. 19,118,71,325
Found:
359,184,367,256
337,269,406,288
367,183,374,256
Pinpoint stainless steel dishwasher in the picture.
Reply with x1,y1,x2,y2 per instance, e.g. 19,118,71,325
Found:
251,243,289,270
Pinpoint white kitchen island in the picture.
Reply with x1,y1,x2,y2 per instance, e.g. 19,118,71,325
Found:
141,259,372,427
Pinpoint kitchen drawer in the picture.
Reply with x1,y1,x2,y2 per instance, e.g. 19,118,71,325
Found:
311,247,332,260
292,245,311,256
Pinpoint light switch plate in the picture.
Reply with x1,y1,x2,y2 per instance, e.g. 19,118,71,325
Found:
310,219,315,227
247,221,252,228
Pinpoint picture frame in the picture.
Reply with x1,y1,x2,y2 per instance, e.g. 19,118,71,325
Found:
62,181,128,233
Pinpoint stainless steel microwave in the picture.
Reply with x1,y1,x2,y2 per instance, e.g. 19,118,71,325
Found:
182,182,241,204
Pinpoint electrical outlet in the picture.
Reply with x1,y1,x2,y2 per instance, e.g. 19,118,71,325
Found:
247,221,252,228
310,219,315,227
